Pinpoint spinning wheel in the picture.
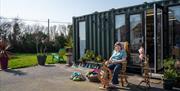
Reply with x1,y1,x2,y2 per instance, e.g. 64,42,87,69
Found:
98,64,112,89
138,56,151,89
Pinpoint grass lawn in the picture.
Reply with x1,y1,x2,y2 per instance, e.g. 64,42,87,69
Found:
8,53,66,69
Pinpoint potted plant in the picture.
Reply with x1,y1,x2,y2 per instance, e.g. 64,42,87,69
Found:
79,50,95,68
175,72,180,88
65,36,73,66
0,39,11,70
36,37,47,66
95,55,103,69
163,58,177,90
84,50,95,68
85,50,95,62
80,50,94,62
96,55,103,63
79,56,88,67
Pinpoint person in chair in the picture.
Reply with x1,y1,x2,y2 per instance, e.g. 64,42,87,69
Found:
106,42,127,87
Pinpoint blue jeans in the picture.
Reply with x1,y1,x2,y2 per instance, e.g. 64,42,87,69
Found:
108,63,121,84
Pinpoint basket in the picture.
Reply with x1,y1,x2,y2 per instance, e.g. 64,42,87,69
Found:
87,75,100,82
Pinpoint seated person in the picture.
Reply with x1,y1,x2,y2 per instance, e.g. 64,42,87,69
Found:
106,42,127,87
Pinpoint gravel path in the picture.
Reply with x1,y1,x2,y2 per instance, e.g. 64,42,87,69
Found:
0,64,179,91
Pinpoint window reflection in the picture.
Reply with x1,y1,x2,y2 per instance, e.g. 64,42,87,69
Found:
130,14,142,53
115,14,126,41
79,21,86,57
130,14,142,65
157,8,163,70
169,6,180,55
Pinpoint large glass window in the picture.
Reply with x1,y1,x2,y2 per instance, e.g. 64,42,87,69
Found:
115,14,126,41
130,14,142,52
79,21,86,57
130,14,142,65
169,6,180,55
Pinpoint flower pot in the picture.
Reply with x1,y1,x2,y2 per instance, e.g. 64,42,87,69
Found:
0,57,8,70
163,79,175,90
37,55,47,65
65,47,73,66
66,53,73,67
175,77,180,88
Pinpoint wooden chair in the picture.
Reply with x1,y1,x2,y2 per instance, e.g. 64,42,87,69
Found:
119,41,129,87
120,61,128,87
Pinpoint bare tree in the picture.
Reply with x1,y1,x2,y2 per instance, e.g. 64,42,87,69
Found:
0,21,12,40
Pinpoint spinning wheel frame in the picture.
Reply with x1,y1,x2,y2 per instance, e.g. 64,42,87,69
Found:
98,65,112,88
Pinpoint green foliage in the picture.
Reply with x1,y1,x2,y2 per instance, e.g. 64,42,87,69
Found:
80,50,104,63
0,22,12,39
164,69,177,79
65,36,73,48
54,34,66,49
59,48,66,57
35,31,48,55
95,55,103,63
12,22,21,42
80,50,95,62
65,25,73,48
177,72,180,77
80,56,88,62
164,58,175,69
85,50,95,61
164,58,177,79
1,19,69,53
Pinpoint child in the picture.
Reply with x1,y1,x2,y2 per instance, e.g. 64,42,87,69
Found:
138,44,145,62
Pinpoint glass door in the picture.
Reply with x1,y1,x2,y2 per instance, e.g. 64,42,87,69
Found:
145,4,164,73
154,4,164,72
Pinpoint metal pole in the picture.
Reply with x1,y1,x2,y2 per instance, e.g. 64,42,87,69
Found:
48,19,50,41
153,4,157,73
144,10,147,56
0,0,1,23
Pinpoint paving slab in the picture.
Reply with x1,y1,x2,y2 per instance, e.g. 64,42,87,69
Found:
0,64,179,91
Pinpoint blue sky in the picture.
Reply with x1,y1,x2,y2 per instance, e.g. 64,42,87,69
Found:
0,0,155,23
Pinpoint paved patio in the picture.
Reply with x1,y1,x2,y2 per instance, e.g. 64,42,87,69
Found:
0,64,179,91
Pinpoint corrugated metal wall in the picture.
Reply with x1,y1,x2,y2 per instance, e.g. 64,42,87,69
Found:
73,0,180,62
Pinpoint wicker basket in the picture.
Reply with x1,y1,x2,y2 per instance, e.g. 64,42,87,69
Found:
87,76,100,82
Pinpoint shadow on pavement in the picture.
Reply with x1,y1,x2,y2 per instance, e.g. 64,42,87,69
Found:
4,69,27,76
106,88,120,91
122,83,178,91
105,83,174,91
42,64,56,67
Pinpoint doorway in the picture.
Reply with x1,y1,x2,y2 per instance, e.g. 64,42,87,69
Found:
145,4,164,73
